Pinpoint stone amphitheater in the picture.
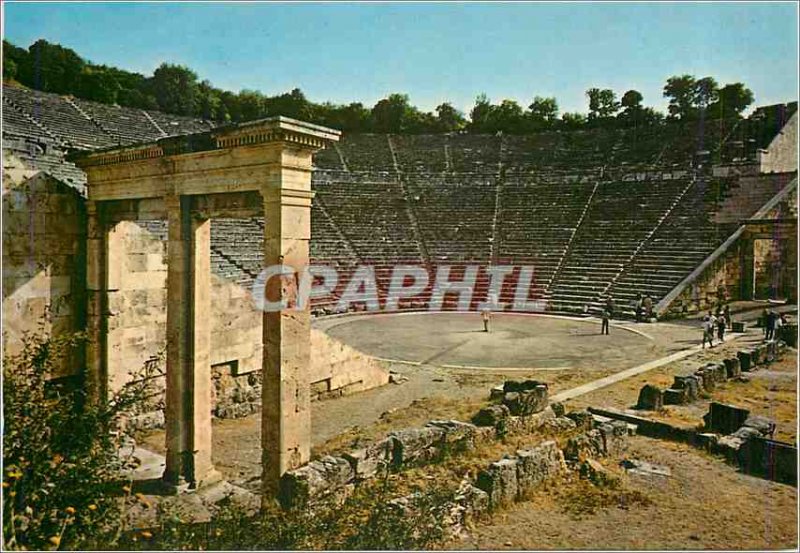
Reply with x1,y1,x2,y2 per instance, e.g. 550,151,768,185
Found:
3,82,798,548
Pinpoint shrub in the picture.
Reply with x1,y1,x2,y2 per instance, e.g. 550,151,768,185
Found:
2,329,158,550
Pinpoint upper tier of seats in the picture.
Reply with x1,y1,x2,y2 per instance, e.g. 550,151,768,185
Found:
3,83,795,316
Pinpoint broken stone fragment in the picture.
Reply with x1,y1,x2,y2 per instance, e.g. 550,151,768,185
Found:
565,409,594,431
580,458,617,485
426,420,480,453
723,357,741,379
472,404,510,427
388,426,447,467
563,429,606,461
278,455,354,510
663,387,688,405
343,438,392,480
636,384,663,410
742,415,776,437
502,385,549,416
673,375,701,401
737,350,753,372
476,458,518,510
515,441,566,498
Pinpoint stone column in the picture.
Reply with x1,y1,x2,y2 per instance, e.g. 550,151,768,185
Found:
261,177,314,498
163,195,217,489
85,201,121,403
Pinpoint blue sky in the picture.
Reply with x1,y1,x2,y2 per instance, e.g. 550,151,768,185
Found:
3,2,798,115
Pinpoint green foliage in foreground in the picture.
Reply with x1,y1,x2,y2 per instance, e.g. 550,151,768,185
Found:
2,327,454,550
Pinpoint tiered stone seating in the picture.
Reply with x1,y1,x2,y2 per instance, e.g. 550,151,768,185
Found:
209,218,265,288
2,98,59,143
309,201,361,312
447,134,501,174
5,83,796,318
404,174,496,263
312,173,423,308
608,177,737,310
547,178,690,313
392,135,447,173
3,85,115,150
143,110,215,137
74,99,165,143
335,134,394,172
496,180,596,296
312,144,346,171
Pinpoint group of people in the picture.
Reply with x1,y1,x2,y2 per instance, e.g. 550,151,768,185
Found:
701,305,731,349
761,308,787,341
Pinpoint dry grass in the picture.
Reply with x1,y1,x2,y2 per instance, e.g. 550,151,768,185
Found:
312,395,488,458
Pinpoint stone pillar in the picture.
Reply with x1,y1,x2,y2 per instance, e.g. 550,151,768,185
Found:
261,178,314,498
163,195,217,488
85,201,121,403
740,238,755,300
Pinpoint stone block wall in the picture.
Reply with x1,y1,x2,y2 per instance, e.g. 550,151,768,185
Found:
662,240,743,318
760,112,798,174
2,153,86,378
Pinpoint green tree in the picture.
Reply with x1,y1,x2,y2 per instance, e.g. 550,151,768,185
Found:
560,111,587,129
76,67,121,104
371,93,418,133
708,82,753,119
528,96,559,129
434,102,466,132
493,99,526,133
21,39,85,94
2,40,28,81
663,75,719,120
150,63,199,116
468,93,494,133
236,89,267,121
586,88,619,120
265,88,313,120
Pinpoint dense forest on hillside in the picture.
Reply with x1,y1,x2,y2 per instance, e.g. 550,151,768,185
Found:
3,38,759,134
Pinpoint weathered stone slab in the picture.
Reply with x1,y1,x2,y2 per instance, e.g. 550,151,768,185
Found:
738,350,753,372
544,416,578,433
502,385,549,416
343,438,392,480
742,415,776,437
426,420,480,453
476,458,519,510
663,387,688,405
723,357,741,379
388,426,446,467
565,409,594,431
673,375,701,401
278,455,354,509
705,402,750,435
636,384,663,410
453,479,490,522
515,441,566,498
731,321,746,333
750,346,763,366
580,458,617,485
472,404,510,427
563,429,605,460
598,421,628,455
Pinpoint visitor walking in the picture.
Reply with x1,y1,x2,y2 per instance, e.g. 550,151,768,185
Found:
702,311,716,349
716,311,727,342
643,294,653,320
481,308,492,332
765,309,777,341
601,308,610,335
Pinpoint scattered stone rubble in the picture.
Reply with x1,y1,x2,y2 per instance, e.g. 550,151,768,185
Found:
636,340,788,409
278,379,623,515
